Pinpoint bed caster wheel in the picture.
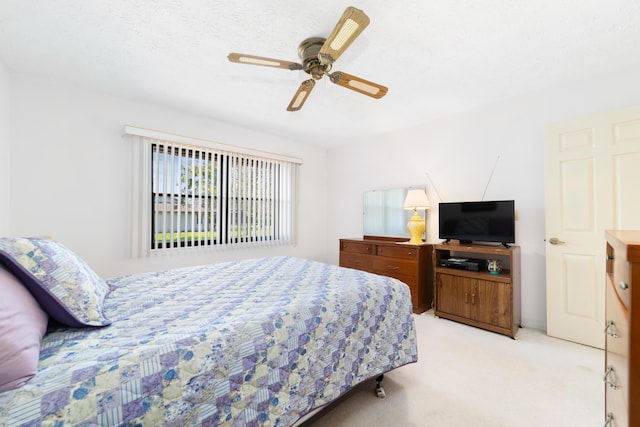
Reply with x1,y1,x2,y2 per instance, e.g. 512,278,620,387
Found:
375,374,385,398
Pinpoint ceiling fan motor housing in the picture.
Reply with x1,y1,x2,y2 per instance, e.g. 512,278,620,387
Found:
298,37,331,80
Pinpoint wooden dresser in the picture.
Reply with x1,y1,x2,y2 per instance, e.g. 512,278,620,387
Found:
339,237,433,313
604,230,640,427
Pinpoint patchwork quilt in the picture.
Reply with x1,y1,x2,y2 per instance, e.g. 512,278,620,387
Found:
0,256,418,426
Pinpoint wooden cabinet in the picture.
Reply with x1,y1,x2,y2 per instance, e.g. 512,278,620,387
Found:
339,237,433,313
604,230,640,427
433,242,521,338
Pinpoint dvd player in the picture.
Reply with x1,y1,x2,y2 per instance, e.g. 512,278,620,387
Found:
439,257,486,272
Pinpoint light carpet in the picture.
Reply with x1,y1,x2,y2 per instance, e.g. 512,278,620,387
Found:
302,311,603,427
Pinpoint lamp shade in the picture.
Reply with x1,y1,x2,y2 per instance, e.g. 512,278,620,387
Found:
403,189,430,210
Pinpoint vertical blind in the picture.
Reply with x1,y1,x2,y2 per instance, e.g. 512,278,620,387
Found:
126,126,301,256
137,135,298,253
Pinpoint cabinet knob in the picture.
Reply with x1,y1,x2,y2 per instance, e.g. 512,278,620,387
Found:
619,281,629,291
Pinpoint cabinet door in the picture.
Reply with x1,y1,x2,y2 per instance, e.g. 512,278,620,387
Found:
437,274,471,318
472,279,512,329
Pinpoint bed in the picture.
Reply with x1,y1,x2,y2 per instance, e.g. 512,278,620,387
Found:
0,238,418,426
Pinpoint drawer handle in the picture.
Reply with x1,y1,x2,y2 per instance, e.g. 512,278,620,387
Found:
349,259,360,264
619,281,629,290
604,412,614,427
604,366,618,390
386,265,400,270
604,320,618,338
606,255,614,261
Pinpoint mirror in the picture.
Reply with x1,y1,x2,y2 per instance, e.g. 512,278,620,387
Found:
363,186,426,238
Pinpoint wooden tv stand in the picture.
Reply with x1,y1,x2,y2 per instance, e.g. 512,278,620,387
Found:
434,242,521,338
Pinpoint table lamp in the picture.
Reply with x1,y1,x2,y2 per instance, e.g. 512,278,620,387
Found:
403,189,430,244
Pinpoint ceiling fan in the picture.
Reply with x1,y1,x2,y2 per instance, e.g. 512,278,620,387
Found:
227,6,388,111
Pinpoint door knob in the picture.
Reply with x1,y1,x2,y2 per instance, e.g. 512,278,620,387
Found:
549,237,566,245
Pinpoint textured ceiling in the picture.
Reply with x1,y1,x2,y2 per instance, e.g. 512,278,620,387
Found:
1,0,640,147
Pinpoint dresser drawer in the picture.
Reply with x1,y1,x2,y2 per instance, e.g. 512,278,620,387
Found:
605,346,629,413
339,252,373,271
612,258,632,310
606,382,628,427
341,241,374,255
372,257,417,277
606,277,630,360
375,244,419,260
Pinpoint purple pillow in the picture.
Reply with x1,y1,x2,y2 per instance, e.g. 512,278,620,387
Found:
0,237,111,327
0,265,48,392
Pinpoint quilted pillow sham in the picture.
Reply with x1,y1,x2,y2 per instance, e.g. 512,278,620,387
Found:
0,265,48,392
0,237,111,327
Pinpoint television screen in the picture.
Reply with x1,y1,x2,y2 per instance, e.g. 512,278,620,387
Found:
438,200,515,244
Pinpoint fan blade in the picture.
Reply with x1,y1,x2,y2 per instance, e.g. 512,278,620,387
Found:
318,7,370,65
287,79,316,111
228,53,303,71
329,71,388,99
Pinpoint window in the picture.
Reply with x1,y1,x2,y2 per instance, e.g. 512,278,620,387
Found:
126,127,301,256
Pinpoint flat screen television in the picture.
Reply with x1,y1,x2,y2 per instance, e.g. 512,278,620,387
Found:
438,200,515,246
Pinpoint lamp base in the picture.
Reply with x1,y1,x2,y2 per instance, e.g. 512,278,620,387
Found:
407,211,425,245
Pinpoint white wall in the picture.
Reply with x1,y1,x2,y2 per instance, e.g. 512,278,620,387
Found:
0,61,10,235
8,73,328,277
326,64,640,330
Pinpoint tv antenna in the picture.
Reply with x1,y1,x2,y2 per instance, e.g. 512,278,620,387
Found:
425,172,444,202
481,155,500,201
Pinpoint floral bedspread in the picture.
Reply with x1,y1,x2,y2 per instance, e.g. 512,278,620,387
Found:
0,256,417,426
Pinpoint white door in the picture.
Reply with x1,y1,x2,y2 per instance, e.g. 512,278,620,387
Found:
544,105,640,348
